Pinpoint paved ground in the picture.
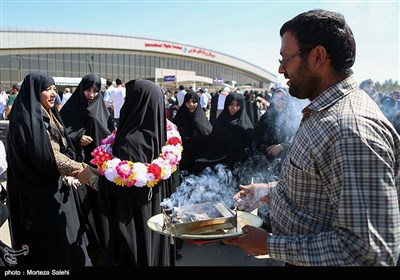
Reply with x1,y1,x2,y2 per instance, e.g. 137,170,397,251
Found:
176,240,284,266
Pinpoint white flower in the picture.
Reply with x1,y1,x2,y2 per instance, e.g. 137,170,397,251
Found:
132,162,148,187
104,158,121,181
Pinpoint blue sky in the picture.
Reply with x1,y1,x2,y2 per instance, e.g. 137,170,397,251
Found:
1,0,399,85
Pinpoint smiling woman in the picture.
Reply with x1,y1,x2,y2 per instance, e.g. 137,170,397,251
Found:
39,84,57,110
6,71,96,266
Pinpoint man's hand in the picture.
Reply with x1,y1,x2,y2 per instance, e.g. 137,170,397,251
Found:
223,225,270,256
234,183,271,212
266,144,283,157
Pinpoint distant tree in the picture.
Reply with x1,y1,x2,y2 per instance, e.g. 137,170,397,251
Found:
374,79,400,93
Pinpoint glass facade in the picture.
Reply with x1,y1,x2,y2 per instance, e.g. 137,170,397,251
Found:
0,49,266,90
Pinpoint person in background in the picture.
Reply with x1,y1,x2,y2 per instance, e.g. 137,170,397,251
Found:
61,87,72,106
173,90,212,174
0,90,8,120
381,90,400,124
60,74,115,265
6,72,97,266
54,92,62,111
224,9,400,266
255,88,299,173
194,92,255,174
102,78,115,117
4,83,19,120
389,91,400,136
176,85,187,108
197,88,207,113
172,90,212,260
203,88,212,119
243,90,258,128
96,79,178,266
209,86,230,126
166,89,179,121
359,78,381,105
108,78,125,127
61,74,115,164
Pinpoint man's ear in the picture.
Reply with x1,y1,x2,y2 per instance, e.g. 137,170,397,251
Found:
313,45,329,65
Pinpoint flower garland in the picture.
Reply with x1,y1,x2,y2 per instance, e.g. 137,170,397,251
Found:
90,119,182,188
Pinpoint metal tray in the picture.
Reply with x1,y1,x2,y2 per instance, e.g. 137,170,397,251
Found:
147,210,263,240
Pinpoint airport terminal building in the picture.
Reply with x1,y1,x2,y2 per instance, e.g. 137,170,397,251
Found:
0,28,277,90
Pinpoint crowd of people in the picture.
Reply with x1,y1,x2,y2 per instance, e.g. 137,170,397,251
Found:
0,8,399,267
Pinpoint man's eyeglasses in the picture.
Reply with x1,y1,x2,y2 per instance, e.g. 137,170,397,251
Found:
278,46,315,67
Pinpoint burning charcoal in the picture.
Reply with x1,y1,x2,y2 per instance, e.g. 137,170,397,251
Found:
171,217,180,224
161,202,237,236
181,212,209,223
181,215,193,223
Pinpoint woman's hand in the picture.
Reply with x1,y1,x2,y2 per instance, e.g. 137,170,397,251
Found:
79,135,93,146
89,166,100,176
76,167,94,184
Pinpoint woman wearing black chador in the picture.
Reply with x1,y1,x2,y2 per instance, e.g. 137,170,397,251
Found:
173,91,212,174
194,92,255,173
7,72,95,266
96,79,178,266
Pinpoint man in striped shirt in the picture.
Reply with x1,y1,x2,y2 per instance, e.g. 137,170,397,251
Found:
225,9,400,266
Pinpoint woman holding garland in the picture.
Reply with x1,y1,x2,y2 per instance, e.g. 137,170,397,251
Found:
6,72,96,266
95,79,181,266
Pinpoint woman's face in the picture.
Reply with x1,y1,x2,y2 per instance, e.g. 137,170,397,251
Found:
228,99,241,115
273,92,288,112
185,98,198,113
84,87,98,104
40,85,57,110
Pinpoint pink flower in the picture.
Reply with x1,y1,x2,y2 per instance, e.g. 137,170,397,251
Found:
116,161,134,180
